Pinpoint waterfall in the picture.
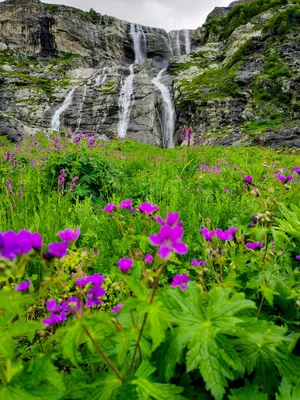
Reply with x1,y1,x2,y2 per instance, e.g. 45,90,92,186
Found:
184,30,191,54
175,31,181,56
152,69,175,148
163,34,173,57
130,23,147,64
76,85,87,131
51,87,76,132
118,64,135,138
95,67,108,86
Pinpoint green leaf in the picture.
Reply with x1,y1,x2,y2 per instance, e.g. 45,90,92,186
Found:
162,284,256,400
147,299,170,351
135,361,156,379
0,386,39,400
132,378,185,400
276,378,300,399
229,380,268,400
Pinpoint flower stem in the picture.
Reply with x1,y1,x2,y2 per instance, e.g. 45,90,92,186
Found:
82,324,123,381
129,265,163,373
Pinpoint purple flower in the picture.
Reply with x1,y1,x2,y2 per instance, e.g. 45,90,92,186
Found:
58,170,67,192
149,225,188,259
47,242,69,258
294,167,300,175
144,254,154,264
171,273,190,291
244,175,253,184
43,312,67,326
223,188,230,194
86,285,106,307
112,303,123,314
276,174,293,184
252,216,259,223
215,228,235,241
14,280,31,292
76,273,105,287
62,296,82,313
69,177,79,192
119,200,133,209
46,300,63,312
138,202,159,215
7,178,14,196
191,259,208,267
155,212,182,228
53,136,60,144
104,203,116,213
246,242,264,250
118,258,133,272
296,255,300,261
58,227,80,242
200,228,215,242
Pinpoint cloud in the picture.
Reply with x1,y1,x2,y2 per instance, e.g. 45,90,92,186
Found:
36,0,232,31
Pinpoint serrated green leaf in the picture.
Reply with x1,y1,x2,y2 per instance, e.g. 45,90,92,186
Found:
229,380,268,400
276,378,300,399
132,378,185,400
135,361,156,378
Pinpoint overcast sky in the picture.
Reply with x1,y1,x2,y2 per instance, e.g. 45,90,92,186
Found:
7,0,232,31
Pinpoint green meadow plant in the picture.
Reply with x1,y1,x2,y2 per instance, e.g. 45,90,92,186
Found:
0,134,300,399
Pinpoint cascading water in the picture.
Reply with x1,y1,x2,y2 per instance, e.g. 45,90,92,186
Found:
175,30,181,56
76,85,87,131
118,64,135,138
130,23,147,64
95,67,108,86
51,87,76,132
152,69,175,148
184,29,191,54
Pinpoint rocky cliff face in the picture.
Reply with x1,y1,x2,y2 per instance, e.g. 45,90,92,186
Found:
0,0,176,145
1,0,300,148
171,0,300,148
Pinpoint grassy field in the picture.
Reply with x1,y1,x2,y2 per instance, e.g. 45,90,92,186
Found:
1,133,300,399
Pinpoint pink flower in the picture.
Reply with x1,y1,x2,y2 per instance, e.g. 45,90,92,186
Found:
138,202,159,215
244,175,253,184
149,225,188,259
190,259,208,267
246,242,263,250
104,203,116,213
119,200,132,209
118,258,133,272
43,312,67,326
171,273,190,291
14,280,31,292
112,303,123,314
58,227,80,242
296,255,300,261
276,174,293,183
144,254,154,264
155,212,182,228
46,242,69,258
200,227,215,242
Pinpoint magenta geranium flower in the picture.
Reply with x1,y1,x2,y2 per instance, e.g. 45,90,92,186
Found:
246,242,263,250
244,175,253,184
155,212,183,228
58,227,80,242
171,273,190,291
31,232,43,250
43,312,67,326
119,200,132,209
276,174,293,183
86,285,106,307
138,202,159,215
149,225,188,259
294,167,300,175
118,258,133,272
296,255,300,261
47,242,69,258
14,280,31,292
61,296,82,313
112,303,123,314
103,203,116,213
200,227,215,242
191,259,208,267
46,300,63,312
144,254,154,264
215,227,236,241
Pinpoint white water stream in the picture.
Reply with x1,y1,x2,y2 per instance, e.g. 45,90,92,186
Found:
184,30,191,54
152,69,175,148
51,87,76,132
130,23,147,64
117,64,135,138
